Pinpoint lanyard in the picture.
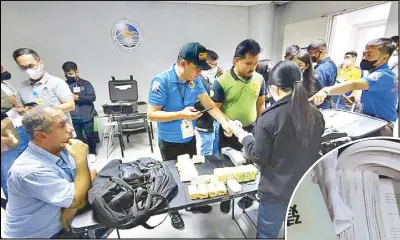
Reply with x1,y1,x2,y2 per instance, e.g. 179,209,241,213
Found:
176,83,187,106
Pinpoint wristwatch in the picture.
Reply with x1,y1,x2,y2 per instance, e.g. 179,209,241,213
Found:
322,87,330,96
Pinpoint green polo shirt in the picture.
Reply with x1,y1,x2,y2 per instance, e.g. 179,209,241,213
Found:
211,68,265,127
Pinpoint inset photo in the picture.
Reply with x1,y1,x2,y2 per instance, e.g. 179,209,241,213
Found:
286,137,400,240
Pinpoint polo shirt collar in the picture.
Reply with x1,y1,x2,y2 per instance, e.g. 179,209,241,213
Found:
371,63,389,73
316,57,332,68
230,67,252,82
28,141,70,166
170,63,189,84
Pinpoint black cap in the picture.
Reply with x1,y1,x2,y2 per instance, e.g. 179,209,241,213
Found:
178,42,211,70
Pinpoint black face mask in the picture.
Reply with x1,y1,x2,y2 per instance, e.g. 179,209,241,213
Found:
311,56,317,63
65,76,77,82
1,71,11,81
360,59,378,71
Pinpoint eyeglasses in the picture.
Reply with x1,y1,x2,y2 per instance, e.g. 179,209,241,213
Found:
19,64,39,71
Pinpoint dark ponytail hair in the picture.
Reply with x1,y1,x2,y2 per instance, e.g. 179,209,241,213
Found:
268,61,315,146
292,50,320,96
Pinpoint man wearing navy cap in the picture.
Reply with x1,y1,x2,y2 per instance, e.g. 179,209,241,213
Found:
147,42,233,230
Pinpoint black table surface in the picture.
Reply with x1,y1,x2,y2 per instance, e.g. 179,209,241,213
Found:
71,155,259,233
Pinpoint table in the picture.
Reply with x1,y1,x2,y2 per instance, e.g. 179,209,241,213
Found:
321,109,388,139
71,155,260,238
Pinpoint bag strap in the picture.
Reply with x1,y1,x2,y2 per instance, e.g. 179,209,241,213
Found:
109,177,171,230
137,188,171,230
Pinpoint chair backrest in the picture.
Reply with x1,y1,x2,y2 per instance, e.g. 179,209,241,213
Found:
109,75,138,102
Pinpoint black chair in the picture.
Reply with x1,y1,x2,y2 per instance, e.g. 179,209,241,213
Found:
104,75,154,158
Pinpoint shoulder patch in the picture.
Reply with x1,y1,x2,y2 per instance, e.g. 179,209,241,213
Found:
368,72,382,81
151,81,160,92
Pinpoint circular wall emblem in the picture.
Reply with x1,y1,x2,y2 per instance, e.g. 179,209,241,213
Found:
111,19,143,52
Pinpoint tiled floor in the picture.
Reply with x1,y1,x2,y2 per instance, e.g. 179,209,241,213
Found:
1,130,259,238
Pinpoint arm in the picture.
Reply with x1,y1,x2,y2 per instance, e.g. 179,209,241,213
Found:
233,120,273,168
55,79,76,112
147,104,185,122
198,93,229,126
310,79,368,106
257,80,266,116
58,98,75,112
75,82,96,104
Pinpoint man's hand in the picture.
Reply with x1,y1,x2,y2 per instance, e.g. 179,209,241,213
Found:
60,139,88,165
217,67,224,77
61,207,79,232
309,89,328,106
343,95,356,107
1,129,18,152
73,94,79,101
220,120,236,137
227,120,245,137
14,107,29,115
179,106,203,121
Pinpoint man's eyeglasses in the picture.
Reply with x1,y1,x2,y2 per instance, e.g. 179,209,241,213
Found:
19,65,39,71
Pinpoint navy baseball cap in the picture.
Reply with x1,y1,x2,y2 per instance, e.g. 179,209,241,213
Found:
178,42,211,70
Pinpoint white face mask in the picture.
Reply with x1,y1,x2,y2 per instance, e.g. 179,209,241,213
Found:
25,66,42,80
268,85,279,101
343,59,353,66
202,67,218,79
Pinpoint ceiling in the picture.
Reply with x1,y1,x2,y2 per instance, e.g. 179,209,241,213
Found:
159,1,291,6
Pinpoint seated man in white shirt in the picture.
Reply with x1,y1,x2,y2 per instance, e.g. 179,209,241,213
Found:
3,105,102,238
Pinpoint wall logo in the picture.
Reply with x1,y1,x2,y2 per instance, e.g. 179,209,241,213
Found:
111,19,143,52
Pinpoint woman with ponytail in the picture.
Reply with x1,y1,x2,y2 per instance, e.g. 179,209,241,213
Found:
228,61,325,238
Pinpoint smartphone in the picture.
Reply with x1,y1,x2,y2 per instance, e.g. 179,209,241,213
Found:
199,108,212,113
24,102,38,107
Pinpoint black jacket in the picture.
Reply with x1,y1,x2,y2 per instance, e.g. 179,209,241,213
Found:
195,75,214,132
242,94,325,204
67,77,97,122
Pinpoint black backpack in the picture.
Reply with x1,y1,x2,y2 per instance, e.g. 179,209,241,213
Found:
88,158,178,229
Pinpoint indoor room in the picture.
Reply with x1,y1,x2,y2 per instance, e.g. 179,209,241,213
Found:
1,1,398,239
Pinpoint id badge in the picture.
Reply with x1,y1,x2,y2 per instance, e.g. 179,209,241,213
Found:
73,86,81,93
181,119,194,139
35,99,44,104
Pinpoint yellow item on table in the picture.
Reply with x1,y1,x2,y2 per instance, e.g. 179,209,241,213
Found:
206,183,218,198
191,175,211,185
197,184,209,199
215,182,228,196
188,184,200,200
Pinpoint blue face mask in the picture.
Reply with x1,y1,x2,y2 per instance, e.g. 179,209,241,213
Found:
1,71,11,81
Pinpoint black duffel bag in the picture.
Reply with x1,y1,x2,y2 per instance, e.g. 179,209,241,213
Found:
88,158,178,229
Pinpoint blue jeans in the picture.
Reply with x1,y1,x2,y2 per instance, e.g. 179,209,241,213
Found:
212,121,220,155
1,127,30,198
196,121,220,156
257,201,287,238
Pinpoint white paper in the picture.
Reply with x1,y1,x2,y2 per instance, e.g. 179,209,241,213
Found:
379,178,400,240
6,108,23,127
115,85,132,90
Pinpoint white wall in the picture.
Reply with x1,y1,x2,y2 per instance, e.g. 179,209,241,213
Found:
272,1,384,64
329,2,391,66
0,1,248,109
384,1,399,36
247,4,276,60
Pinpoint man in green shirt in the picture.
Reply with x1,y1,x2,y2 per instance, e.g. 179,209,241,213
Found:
212,39,266,212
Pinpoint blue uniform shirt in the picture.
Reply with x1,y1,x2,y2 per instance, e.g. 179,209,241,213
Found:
3,142,76,238
148,64,206,143
315,57,338,109
361,63,398,122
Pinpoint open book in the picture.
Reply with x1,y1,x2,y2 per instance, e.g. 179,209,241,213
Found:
287,138,400,240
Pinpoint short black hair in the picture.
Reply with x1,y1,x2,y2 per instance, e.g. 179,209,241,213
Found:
62,61,78,72
234,39,262,58
12,48,40,62
285,45,300,57
366,38,396,56
391,35,399,43
207,50,219,61
344,51,357,57
308,39,327,51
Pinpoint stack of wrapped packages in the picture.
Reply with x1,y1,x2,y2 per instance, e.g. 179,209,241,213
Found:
175,154,259,200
